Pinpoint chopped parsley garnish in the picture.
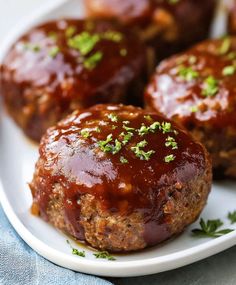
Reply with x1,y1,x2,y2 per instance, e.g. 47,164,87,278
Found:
48,31,58,40
107,113,118,122
131,140,155,161
222,65,235,76
138,124,150,136
103,31,123,42
228,211,236,224
80,129,91,138
66,240,86,257
48,46,60,58
95,127,101,133
93,251,116,261
98,134,113,152
24,43,41,52
84,51,103,70
149,121,161,132
219,37,231,55
144,115,153,122
123,124,135,132
65,26,76,38
189,105,198,113
120,132,133,145
98,134,122,154
97,117,178,163
202,76,219,97
178,66,199,81
138,121,173,136
161,122,172,134
165,136,178,150
192,218,234,238
68,32,100,56
120,156,128,164
112,140,122,154
164,154,175,163
66,29,124,70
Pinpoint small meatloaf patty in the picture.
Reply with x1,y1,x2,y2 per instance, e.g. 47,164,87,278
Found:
145,37,236,178
85,0,217,60
30,104,212,252
0,19,146,142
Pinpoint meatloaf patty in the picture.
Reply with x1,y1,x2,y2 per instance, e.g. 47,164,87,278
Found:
145,36,236,178
30,104,212,252
0,19,146,142
85,0,217,60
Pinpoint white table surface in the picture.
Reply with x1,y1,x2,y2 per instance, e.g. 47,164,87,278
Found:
0,1,236,284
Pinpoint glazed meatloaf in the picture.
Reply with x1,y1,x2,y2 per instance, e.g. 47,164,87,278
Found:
30,104,212,252
85,0,217,60
0,19,146,142
145,36,236,178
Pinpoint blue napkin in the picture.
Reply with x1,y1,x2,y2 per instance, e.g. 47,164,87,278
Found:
0,207,113,285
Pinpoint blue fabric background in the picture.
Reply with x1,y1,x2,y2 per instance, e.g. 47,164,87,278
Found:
0,207,113,285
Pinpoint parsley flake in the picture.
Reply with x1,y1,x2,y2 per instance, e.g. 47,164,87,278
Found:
93,251,116,261
65,26,76,38
84,51,103,70
68,32,100,56
66,240,86,257
138,124,150,136
165,136,178,150
98,134,113,152
149,121,161,132
120,132,133,145
48,46,60,58
107,113,118,122
222,65,235,76
103,31,123,42
131,140,155,161
189,105,198,113
98,134,122,154
144,115,153,122
112,139,122,154
178,66,199,81
219,37,231,55
80,129,90,138
24,43,41,52
161,122,172,134
123,124,135,132
120,156,128,164
164,154,175,163
228,211,236,224
202,76,219,97
192,218,234,238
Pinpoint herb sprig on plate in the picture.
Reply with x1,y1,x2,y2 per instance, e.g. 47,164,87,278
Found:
192,214,235,238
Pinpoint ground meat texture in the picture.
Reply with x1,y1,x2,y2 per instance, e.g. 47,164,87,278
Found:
0,19,146,142
145,36,236,178
29,104,212,252
84,0,217,60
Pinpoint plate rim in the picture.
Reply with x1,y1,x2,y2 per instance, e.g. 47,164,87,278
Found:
1,175,236,277
0,0,236,277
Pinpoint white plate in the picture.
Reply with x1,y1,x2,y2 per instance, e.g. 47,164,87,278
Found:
0,0,236,278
